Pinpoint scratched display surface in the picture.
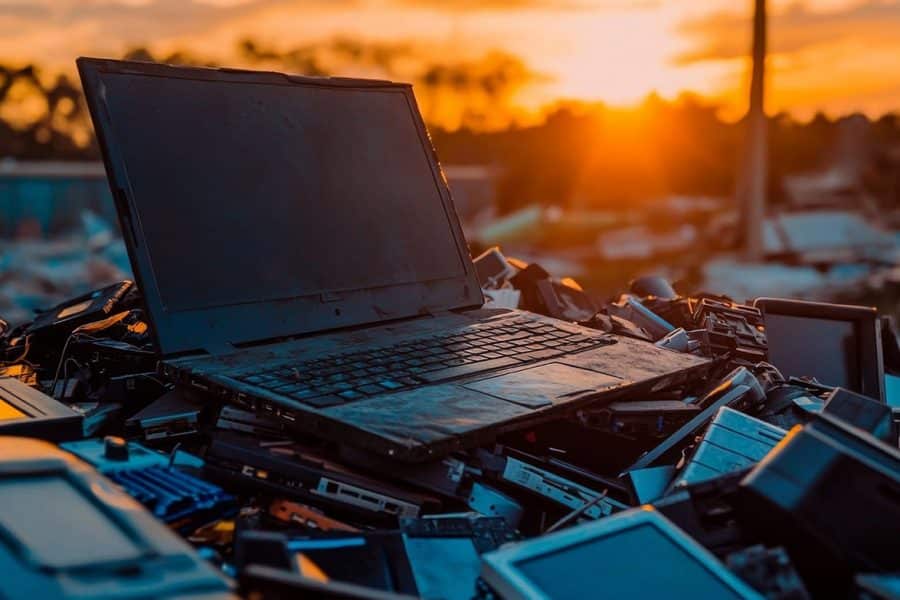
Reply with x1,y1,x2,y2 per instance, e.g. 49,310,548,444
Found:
101,72,465,313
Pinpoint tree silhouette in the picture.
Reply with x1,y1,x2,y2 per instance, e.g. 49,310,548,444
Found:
0,39,896,218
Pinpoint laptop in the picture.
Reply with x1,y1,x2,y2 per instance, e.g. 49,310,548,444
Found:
78,57,710,462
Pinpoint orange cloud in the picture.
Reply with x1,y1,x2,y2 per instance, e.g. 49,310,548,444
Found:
676,1,900,64
672,1,900,118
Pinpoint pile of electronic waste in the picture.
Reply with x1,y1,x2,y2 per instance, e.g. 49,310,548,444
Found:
0,249,898,600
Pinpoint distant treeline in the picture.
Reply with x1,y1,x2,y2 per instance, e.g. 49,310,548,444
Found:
433,99,900,213
0,64,90,160
1,39,899,214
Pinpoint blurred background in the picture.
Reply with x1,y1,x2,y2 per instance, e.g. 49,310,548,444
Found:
2,0,900,325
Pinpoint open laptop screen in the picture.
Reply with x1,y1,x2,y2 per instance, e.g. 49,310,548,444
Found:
99,71,466,314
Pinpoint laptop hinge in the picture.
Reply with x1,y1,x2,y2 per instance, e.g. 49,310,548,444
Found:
202,342,237,357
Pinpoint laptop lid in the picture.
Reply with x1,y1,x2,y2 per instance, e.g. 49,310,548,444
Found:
78,58,483,357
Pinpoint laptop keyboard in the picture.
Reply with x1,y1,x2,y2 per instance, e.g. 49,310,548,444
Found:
233,316,614,408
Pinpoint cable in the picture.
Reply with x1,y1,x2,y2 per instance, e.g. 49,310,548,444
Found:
48,332,96,397
134,373,171,389
63,357,83,382
544,489,609,534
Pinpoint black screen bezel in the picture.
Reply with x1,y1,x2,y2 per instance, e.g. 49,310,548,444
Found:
754,297,885,403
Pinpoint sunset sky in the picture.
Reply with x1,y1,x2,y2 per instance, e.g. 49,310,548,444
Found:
1,0,899,122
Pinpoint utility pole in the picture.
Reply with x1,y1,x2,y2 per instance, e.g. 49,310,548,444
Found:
742,0,767,261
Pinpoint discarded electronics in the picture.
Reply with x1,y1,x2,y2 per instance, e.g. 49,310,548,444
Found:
474,446,629,523
479,507,763,599
753,297,885,402
634,292,769,364
669,407,787,490
0,55,898,599
625,366,767,472
578,399,701,437
125,388,205,441
606,294,676,341
652,470,753,558
473,246,519,289
821,386,894,441
238,564,419,600
740,413,900,596
235,514,519,599
1,271,897,599
62,436,236,534
84,58,712,469
203,431,441,523
22,280,134,341
725,545,810,600
0,437,234,600
0,375,82,441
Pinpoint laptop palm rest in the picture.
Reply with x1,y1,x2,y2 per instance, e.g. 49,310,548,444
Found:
461,363,625,409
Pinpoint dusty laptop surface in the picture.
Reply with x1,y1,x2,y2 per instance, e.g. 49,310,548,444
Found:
79,57,710,462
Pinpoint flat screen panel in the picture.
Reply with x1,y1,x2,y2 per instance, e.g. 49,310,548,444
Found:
0,475,143,568
764,314,859,390
100,72,466,313
514,523,744,600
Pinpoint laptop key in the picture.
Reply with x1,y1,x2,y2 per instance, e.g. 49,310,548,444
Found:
356,384,386,396
516,348,563,362
377,379,405,390
420,361,450,372
300,394,346,408
268,380,301,392
337,389,366,402
464,353,494,363
551,344,578,353
316,384,342,394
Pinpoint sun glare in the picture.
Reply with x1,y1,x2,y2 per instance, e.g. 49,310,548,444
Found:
551,11,681,105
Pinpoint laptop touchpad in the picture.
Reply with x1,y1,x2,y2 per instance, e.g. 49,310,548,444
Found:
461,363,624,409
